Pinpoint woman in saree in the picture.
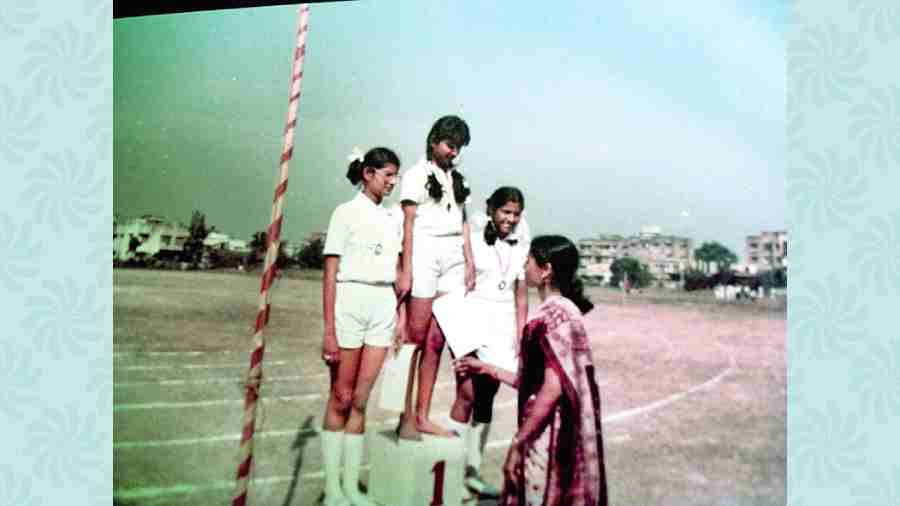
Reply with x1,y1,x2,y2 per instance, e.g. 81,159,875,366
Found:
454,234,608,506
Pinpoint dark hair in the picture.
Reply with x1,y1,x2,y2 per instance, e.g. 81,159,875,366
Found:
426,171,471,205
346,147,401,186
424,115,472,205
530,235,594,314
425,115,470,162
484,186,525,245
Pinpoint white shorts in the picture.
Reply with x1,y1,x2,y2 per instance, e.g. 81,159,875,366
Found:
335,282,395,348
411,234,466,299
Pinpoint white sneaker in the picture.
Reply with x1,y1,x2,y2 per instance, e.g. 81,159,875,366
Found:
465,475,501,498
322,493,351,506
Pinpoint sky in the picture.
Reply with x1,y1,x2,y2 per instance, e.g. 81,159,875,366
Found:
114,0,788,260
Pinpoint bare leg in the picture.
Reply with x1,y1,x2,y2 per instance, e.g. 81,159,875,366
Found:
396,296,433,438
396,346,422,441
415,315,456,437
323,348,363,431
344,345,390,434
450,372,475,424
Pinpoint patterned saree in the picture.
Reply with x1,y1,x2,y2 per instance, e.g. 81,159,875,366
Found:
500,296,608,506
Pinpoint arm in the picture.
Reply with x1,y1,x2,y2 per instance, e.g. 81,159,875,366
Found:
462,207,476,293
397,202,417,299
503,365,563,482
453,357,518,388
514,278,528,343
392,254,408,354
321,255,340,364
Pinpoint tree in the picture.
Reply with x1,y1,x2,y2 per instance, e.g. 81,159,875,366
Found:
182,211,214,268
609,257,653,289
246,231,268,268
682,268,708,291
296,236,325,269
694,241,738,274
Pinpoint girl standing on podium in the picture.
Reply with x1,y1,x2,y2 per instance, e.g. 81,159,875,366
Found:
320,146,404,506
432,186,530,499
455,235,608,506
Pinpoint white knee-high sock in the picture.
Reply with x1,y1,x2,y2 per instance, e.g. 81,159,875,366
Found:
342,433,377,506
321,430,349,505
467,422,490,474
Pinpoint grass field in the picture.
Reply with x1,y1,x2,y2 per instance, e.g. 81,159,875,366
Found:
113,268,786,506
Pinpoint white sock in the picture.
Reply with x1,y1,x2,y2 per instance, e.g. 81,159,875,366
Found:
321,430,348,503
467,422,490,474
445,417,470,441
342,433,377,506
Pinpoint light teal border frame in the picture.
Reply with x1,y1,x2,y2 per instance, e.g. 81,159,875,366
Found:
2,1,898,504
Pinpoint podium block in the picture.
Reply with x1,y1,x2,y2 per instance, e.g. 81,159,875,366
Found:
368,429,466,506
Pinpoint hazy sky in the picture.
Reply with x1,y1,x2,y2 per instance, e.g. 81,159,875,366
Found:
114,0,787,260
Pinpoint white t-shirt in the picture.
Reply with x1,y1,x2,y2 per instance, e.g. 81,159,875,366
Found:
323,192,402,284
467,213,531,303
399,159,467,237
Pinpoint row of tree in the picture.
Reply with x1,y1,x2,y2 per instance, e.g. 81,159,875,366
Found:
120,211,326,271
603,241,786,291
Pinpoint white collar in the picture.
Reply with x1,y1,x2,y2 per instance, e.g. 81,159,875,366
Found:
354,190,384,209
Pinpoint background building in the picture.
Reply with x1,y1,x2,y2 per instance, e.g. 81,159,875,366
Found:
579,226,694,285
745,230,787,272
113,215,190,261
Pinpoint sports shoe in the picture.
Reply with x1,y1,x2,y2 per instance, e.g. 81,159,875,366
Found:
465,474,501,498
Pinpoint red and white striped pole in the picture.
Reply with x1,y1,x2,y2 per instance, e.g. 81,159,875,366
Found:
233,5,310,505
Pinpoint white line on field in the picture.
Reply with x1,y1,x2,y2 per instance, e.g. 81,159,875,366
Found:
114,350,236,358
115,373,327,387
113,393,321,412
115,360,292,371
486,354,735,450
113,467,348,501
114,419,395,450
113,359,731,447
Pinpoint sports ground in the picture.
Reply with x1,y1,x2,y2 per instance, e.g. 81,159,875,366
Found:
113,269,785,506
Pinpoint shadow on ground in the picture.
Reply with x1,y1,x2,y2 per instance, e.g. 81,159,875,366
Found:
281,415,318,506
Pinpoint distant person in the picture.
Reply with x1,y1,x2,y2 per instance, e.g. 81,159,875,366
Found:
395,115,476,439
455,235,608,506
432,187,530,498
319,146,404,506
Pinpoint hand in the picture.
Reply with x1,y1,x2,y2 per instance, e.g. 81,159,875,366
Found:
321,330,340,366
502,443,522,486
452,356,489,377
396,270,412,300
464,262,476,294
391,321,407,356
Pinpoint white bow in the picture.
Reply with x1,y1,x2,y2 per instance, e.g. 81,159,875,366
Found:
346,146,364,163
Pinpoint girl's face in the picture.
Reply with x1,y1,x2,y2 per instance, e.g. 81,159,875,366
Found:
430,139,460,169
525,254,550,288
490,201,522,239
364,163,399,199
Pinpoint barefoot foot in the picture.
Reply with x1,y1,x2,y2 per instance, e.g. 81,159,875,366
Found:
416,417,459,438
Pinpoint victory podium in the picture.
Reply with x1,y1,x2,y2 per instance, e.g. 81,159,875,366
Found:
368,428,467,506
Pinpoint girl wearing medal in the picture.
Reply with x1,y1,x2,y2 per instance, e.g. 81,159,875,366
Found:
433,186,530,498
320,146,403,506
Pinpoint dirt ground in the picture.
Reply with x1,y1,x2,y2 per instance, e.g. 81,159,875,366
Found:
113,268,786,506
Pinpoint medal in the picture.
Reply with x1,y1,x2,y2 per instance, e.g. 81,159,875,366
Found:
493,241,513,292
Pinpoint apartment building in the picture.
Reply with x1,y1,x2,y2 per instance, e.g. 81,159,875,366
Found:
745,230,787,272
113,215,190,261
578,226,694,284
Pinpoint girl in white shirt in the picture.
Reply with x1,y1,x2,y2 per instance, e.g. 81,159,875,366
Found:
320,146,403,506
395,115,477,439
433,186,529,498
